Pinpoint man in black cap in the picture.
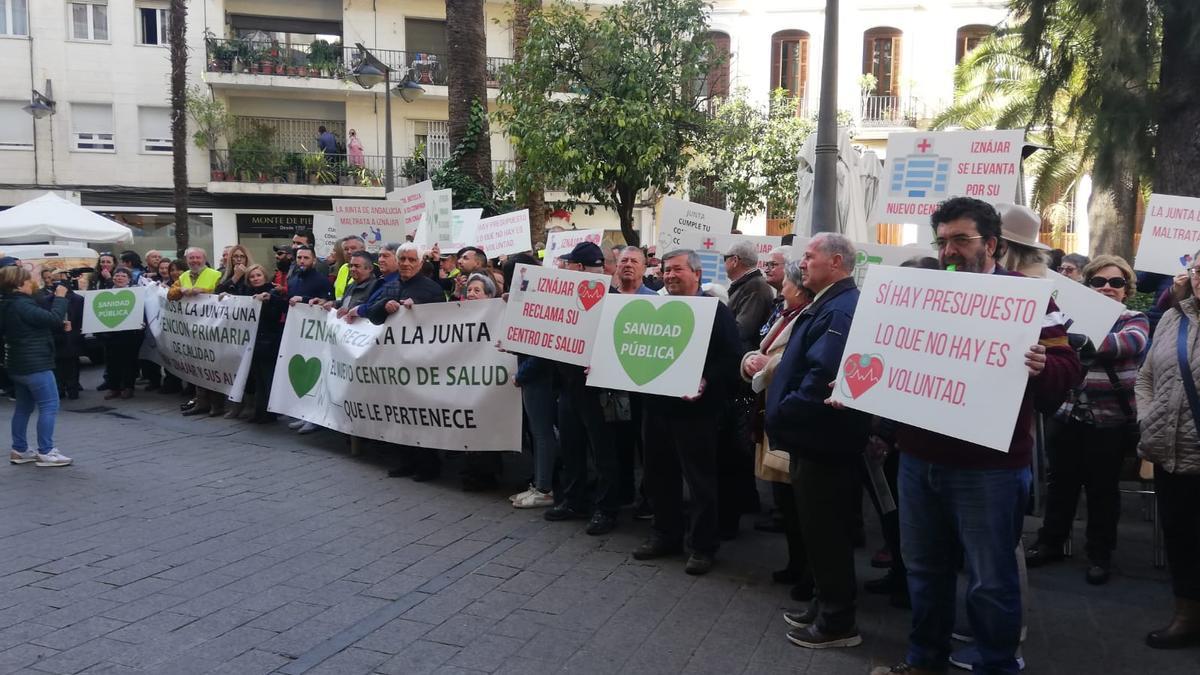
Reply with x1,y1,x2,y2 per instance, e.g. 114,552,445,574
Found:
544,241,623,535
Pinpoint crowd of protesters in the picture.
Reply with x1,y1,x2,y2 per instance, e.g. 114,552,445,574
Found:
2,196,1199,673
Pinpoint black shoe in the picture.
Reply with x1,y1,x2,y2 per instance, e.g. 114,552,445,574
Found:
180,399,196,411
783,605,818,629
786,624,863,649
1024,542,1065,568
544,504,589,522
1085,560,1111,585
790,583,814,602
632,500,653,521
632,537,682,561
865,571,905,595
180,406,210,417
773,569,801,584
586,512,617,536
685,552,714,575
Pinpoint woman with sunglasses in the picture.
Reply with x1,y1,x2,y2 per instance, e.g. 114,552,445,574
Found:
1026,255,1149,585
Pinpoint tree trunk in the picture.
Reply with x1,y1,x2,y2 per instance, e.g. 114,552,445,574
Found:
1154,0,1200,199
1087,169,1137,261
446,0,493,190
169,0,189,258
615,184,639,246
513,0,546,248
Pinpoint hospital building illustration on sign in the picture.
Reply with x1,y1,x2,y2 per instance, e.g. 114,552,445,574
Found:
890,138,952,199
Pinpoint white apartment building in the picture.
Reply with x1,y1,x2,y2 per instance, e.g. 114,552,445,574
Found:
0,0,1010,256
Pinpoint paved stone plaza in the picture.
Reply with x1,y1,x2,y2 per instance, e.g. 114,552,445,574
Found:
0,369,1197,674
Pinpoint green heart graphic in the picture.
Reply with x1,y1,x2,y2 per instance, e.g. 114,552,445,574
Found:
93,290,137,329
288,355,322,397
613,299,694,385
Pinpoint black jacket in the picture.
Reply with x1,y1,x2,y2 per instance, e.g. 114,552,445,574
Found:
359,272,446,324
641,293,742,419
37,289,84,357
286,266,334,303
0,292,67,375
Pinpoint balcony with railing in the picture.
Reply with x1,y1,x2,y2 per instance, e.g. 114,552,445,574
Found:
859,95,925,128
204,37,513,96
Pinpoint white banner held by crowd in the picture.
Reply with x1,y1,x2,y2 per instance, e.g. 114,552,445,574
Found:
268,301,521,451
1133,193,1200,276
870,130,1025,226
587,294,718,397
830,265,1053,452
79,286,145,333
658,197,734,253
1047,270,1126,347
151,293,262,402
499,264,610,366
677,232,780,285
545,229,604,262
474,209,532,258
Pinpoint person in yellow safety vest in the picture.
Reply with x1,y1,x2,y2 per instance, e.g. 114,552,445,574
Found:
167,247,225,417
333,235,366,301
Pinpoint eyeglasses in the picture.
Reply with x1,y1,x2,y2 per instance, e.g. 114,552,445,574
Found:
931,235,984,250
763,262,781,270
1189,268,1200,278
722,254,737,261
1087,276,1127,289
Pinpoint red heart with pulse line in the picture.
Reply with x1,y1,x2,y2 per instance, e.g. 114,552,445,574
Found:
842,353,884,399
577,281,606,311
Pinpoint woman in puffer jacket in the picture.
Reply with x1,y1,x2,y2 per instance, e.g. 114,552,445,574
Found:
1136,251,1200,650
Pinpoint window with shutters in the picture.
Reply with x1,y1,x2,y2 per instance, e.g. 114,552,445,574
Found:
71,103,115,152
138,107,171,153
770,30,809,101
0,100,34,149
862,27,902,98
700,31,730,101
956,24,992,64
412,119,450,161
1,0,29,36
68,0,108,41
137,2,169,46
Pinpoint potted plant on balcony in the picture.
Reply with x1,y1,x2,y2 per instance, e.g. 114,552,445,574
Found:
401,143,428,184
186,85,233,181
282,152,303,183
300,148,335,185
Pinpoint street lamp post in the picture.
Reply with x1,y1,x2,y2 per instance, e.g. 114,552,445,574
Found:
811,0,839,234
351,44,425,193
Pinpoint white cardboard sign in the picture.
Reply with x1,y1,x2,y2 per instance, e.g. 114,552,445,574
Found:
830,265,1053,452
658,197,735,253
546,229,604,262
870,130,1025,225
333,200,408,252
1046,270,1126,347
499,264,610,366
314,213,338,259
1133,193,1200,276
677,232,781,285
586,294,718,397
473,209,532,258
79,286,146,333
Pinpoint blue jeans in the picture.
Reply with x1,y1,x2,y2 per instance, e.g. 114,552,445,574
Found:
899,454,1030,675
520,375,558,493
10,370,60,453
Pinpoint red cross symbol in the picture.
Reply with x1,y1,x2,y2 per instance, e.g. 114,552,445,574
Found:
917,138,932,153
702,238,715,249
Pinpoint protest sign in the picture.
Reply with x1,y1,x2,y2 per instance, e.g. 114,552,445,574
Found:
677,232,780,285
314,213,338,259
335,180,431,251
587,294,718,397
474,209,532,257
151,294,261,401
830,265,1053,452
1046,270,1126,347
1133,193,1200,275
869,130,1025,225
79,286,145,333
139,286,166,365
850,240,928,288
415,189,455,247
658,197,735,253
546,229,604,262
268,300,521,451
499,264,610,366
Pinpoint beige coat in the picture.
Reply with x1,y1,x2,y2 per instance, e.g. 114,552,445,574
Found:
1136,297,1200,475
742,308,800,483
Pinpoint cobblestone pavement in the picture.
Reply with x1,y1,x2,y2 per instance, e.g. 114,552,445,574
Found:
0,368,1197,674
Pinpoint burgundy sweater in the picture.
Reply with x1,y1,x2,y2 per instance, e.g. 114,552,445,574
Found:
896,267,1083,470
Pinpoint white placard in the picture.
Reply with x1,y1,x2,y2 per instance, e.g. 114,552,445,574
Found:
78,286,145,333
473,209,532,258
314,213,338,259
335,180,431,251
789,238,934,288
1046,270,1126,347
677,232,781,285
499,264,611,366
586,294,718,397
149,293,262,402
546,229,605,262
870,130,1026,225
830,265,1053,452
268,301,521,451
658,197,735,253
1133,193,1200,275
138,286,166,365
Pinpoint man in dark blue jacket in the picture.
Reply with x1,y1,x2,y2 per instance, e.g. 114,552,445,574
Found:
632,249,742,576
286,246,334,307
766,232,869,650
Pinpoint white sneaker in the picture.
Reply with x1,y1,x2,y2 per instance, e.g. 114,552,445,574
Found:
288,419,306,430
513,490,554,509
509,484,535,503
9,450,37,464
35,450,72,467
297,422,318,434
949,645,1025,671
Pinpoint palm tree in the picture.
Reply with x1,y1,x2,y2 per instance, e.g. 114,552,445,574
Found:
169,0,189,258
446,1,493,192
1151,0,1200,198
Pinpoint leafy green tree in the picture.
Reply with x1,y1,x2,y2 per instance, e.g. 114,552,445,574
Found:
496,0,718,245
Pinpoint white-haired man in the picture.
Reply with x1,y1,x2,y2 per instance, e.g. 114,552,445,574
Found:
167,247,225,417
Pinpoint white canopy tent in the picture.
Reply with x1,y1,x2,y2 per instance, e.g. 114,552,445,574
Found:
793,128,882,242
0,192,132,244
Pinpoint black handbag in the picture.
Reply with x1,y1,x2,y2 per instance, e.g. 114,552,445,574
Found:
1102,363,1140,456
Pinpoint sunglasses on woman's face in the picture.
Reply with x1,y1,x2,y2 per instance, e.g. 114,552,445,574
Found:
1087,275,1127,289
